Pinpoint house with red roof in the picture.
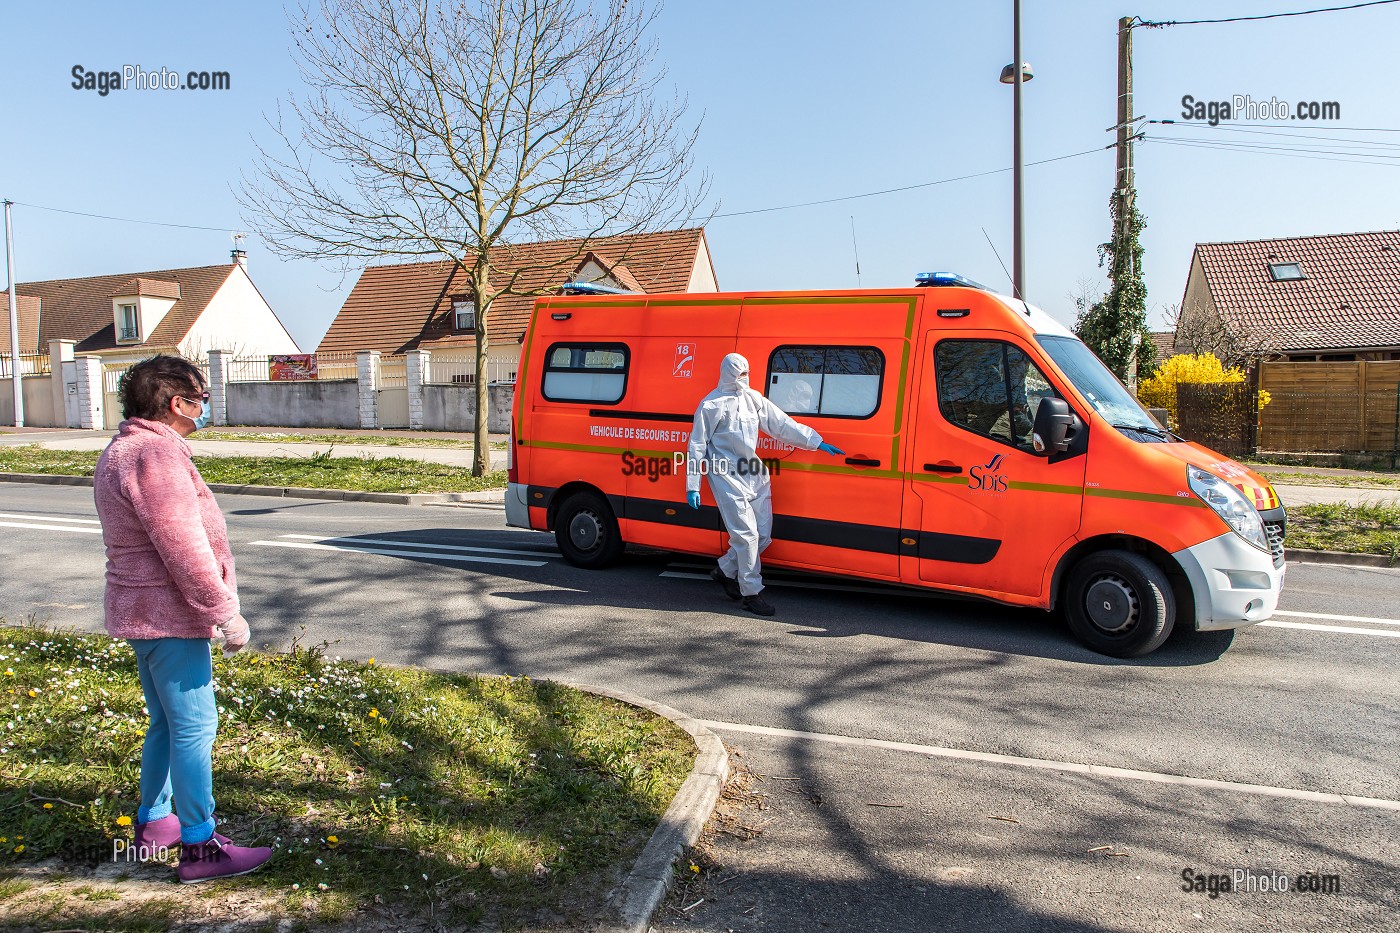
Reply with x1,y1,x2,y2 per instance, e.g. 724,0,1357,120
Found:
1175,230,1400,362
1,250,299,363
316,228,717,375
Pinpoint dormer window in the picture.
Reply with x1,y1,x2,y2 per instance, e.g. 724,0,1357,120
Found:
452,296,475,331
117,303,139,342
1268,262,1305,281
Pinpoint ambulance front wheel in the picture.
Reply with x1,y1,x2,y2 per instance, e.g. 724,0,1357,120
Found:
556,491,624,569
1064,550,1175,657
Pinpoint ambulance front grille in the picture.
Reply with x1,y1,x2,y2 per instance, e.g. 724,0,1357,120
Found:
1263,520,1286,569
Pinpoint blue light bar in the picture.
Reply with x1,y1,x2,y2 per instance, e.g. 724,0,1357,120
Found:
559,281,636,296
914,272,986,289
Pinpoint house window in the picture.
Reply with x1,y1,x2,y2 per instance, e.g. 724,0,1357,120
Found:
767,345,884,418
1268,262,1305,281
452,297,475,331
117,304,139,342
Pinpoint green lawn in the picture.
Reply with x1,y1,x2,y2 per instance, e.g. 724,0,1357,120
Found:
1285,502,1400,559
196,429,507,450
0,446,505,494
0,623,695,930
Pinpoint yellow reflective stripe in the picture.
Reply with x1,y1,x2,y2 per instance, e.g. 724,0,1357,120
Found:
1086,487,1208,508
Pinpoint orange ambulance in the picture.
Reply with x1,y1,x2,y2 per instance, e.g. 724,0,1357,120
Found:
505,274,1286,657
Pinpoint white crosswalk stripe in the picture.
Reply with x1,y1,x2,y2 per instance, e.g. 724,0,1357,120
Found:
251,538,549,567
0,519,102,535
280,533,561,559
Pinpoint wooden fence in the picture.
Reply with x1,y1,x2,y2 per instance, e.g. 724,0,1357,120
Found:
1258,360,1400,453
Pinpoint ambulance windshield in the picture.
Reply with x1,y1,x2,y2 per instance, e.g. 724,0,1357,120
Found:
1035,335,1165,435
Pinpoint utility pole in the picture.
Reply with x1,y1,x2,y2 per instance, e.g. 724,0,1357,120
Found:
4,200,23,428
1114,16,1135,285
1011,0,1025,300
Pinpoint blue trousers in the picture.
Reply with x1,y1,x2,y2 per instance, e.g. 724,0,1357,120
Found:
130,638,218,844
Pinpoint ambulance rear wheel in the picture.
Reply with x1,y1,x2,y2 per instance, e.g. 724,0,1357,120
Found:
1064,550,1174,658
556,491,624,569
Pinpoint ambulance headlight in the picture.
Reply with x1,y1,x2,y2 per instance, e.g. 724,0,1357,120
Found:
1188,466,1268,552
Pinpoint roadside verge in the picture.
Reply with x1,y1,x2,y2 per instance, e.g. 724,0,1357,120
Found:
0,471,504,505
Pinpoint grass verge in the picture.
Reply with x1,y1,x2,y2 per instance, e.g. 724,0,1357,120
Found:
195,429,508,450
1285,502,1400,559
0,622,695,930
1252,467,1400,490
0,445,505,494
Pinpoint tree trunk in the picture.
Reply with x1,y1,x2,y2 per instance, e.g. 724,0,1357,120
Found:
472,263,491,477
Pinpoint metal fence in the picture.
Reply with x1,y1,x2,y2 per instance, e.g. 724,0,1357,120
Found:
226,351,359,383
0,353,51,377
425,353,518,385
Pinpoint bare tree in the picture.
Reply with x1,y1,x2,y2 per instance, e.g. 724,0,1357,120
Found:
240,0,708,474
1172,301,1279,367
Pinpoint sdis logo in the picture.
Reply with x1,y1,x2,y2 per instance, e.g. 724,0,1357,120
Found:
968,454,1008,492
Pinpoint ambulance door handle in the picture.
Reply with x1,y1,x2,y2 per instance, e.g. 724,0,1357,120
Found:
845,457,881,467
924,463,963,474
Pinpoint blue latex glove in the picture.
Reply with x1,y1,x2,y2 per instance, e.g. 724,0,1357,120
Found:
687,491,701,510
817,442,845,456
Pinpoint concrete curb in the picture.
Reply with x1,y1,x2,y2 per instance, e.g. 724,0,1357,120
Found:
1287,548,1397,569
0,472,505,505
567,683,730,933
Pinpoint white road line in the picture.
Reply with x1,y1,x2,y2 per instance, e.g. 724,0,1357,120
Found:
700,719,1400,812
0,520,102,535
251,539,546,567
1272,609,1400,628
661,568,937,599
280,533,560,559
1258,620,1400,638
0,512,101,525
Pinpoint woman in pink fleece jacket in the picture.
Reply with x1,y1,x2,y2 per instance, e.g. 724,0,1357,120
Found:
94,355,270,883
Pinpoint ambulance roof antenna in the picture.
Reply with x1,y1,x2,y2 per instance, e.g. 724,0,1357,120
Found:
850,216,862,288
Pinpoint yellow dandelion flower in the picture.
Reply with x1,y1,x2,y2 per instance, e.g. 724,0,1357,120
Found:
3,669,12,676
13,845,23,854
26,690,36,698
368,708,379,718
42,803,53,810
116,815,132,827
326,835,340,846
689,862,700,874
367,658,376,666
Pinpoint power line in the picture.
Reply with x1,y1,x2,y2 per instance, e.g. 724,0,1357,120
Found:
1134,0,1400,28
1145,135,1400,168
11,200,240,233
1151,121,1400,149
1147,133,1400,160
711,146,1108,220
1153,119,1400,133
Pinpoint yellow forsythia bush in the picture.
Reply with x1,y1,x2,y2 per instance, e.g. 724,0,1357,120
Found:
1137,353,1271,424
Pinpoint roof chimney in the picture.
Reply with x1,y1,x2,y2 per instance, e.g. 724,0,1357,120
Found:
231,248,247,269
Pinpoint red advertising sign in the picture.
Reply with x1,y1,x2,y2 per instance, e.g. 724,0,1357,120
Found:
270,354,318,381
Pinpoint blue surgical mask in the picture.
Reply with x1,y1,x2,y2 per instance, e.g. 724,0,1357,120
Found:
178,397,212,431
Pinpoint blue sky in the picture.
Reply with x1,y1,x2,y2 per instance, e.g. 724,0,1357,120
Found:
3,1,1397,351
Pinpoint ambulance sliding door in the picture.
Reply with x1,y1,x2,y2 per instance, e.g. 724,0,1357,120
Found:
616,299,742,556
736,295,915,581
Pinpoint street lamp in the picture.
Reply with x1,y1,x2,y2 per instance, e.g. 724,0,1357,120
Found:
1000,0,1033,301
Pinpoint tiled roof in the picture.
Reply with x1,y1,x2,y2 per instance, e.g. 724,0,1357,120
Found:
9,264,236,353
1191,230,1400,352
1147,330,1175,365
318,228,710,354
113,277,183,300
0,294,43,354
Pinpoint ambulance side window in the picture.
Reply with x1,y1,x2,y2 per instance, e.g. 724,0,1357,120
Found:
936,340,1054,450
541,343,629,404
768,345,884,418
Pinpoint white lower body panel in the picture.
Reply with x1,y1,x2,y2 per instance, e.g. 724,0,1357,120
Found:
1173,532,1285,631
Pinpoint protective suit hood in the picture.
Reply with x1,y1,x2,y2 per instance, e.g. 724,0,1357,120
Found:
717,353,750,393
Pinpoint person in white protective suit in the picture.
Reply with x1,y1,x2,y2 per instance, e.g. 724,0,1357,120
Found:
686,353,844,616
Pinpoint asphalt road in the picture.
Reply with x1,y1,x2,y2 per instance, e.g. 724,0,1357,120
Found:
1,483,1396,931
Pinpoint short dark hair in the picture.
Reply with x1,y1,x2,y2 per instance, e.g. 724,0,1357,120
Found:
119,355,207,421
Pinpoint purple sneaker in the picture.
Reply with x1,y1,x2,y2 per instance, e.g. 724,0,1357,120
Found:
133,814,181,852
178,836,272,884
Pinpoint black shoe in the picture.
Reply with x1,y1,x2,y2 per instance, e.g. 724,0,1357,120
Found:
711,567,742,600
742,593,775,617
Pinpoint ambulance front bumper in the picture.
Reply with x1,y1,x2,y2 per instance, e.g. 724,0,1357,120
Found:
505,482,530,529
1173,532,1285,632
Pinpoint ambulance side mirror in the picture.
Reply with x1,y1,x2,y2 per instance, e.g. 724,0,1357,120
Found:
1031,397,1081,456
